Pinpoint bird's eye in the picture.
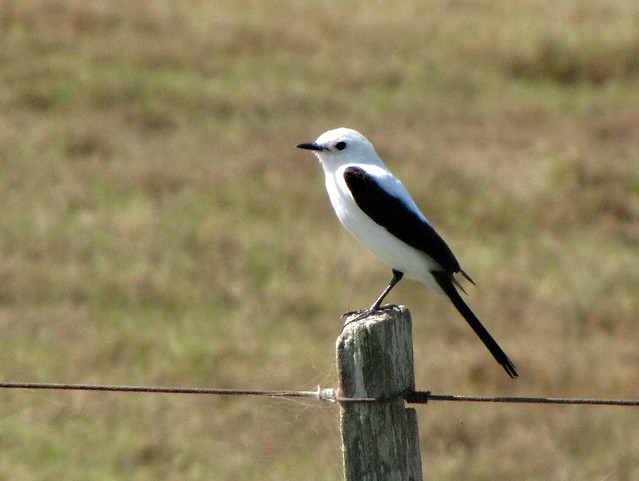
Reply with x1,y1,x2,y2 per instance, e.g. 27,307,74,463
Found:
335,141,347,151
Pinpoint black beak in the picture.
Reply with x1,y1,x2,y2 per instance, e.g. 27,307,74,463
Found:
296,142,324,151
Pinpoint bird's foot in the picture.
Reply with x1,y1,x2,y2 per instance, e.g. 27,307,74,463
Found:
341,308,373,326
341,304,397,327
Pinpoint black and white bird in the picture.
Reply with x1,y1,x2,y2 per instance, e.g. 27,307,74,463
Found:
297,127,517,378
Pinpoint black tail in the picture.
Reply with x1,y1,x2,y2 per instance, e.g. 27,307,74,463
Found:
431,271,518,379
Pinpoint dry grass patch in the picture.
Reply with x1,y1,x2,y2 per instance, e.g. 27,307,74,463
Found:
0,0,638,479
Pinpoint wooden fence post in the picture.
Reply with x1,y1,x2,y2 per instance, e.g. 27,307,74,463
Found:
336,305,423,481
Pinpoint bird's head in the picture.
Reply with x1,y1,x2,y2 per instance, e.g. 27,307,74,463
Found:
297,128,381,169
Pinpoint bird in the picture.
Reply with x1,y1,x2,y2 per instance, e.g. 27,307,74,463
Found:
297,127,518,378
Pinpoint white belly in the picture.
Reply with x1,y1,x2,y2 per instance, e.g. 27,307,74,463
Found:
325,173,445,295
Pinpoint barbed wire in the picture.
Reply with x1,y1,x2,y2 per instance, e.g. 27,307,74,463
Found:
404,391,639,406
0,382,329,399
1,382,638,407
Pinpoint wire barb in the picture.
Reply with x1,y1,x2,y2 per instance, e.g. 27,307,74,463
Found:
316,386,336,402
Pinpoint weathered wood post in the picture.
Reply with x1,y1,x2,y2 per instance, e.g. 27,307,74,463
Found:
336,305,423,481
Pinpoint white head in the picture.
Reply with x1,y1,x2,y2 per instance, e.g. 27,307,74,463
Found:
297,128,384,170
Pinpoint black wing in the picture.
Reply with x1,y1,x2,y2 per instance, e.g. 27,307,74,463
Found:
343,166,462,275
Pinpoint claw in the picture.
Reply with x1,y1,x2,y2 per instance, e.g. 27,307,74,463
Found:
341,304,398,328
342,309,373,326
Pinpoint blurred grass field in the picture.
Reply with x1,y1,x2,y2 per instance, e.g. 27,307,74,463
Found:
1,0,639,479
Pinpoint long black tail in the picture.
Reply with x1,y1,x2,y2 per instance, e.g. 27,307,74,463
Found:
431,271,518,379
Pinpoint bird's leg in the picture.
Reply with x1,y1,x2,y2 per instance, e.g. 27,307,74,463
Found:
370,269,404,311
342,269,404,325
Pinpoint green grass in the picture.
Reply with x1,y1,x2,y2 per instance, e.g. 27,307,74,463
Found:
1,0,639,479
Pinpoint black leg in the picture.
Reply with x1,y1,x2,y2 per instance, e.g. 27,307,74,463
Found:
342,269,404,326
370,269,404,311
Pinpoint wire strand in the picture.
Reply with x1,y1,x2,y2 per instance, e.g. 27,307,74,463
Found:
0,382,330,399
404,391,639,406
1,382,638,407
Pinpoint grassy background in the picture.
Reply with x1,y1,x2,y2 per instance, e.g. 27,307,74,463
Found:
1,0,639,479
